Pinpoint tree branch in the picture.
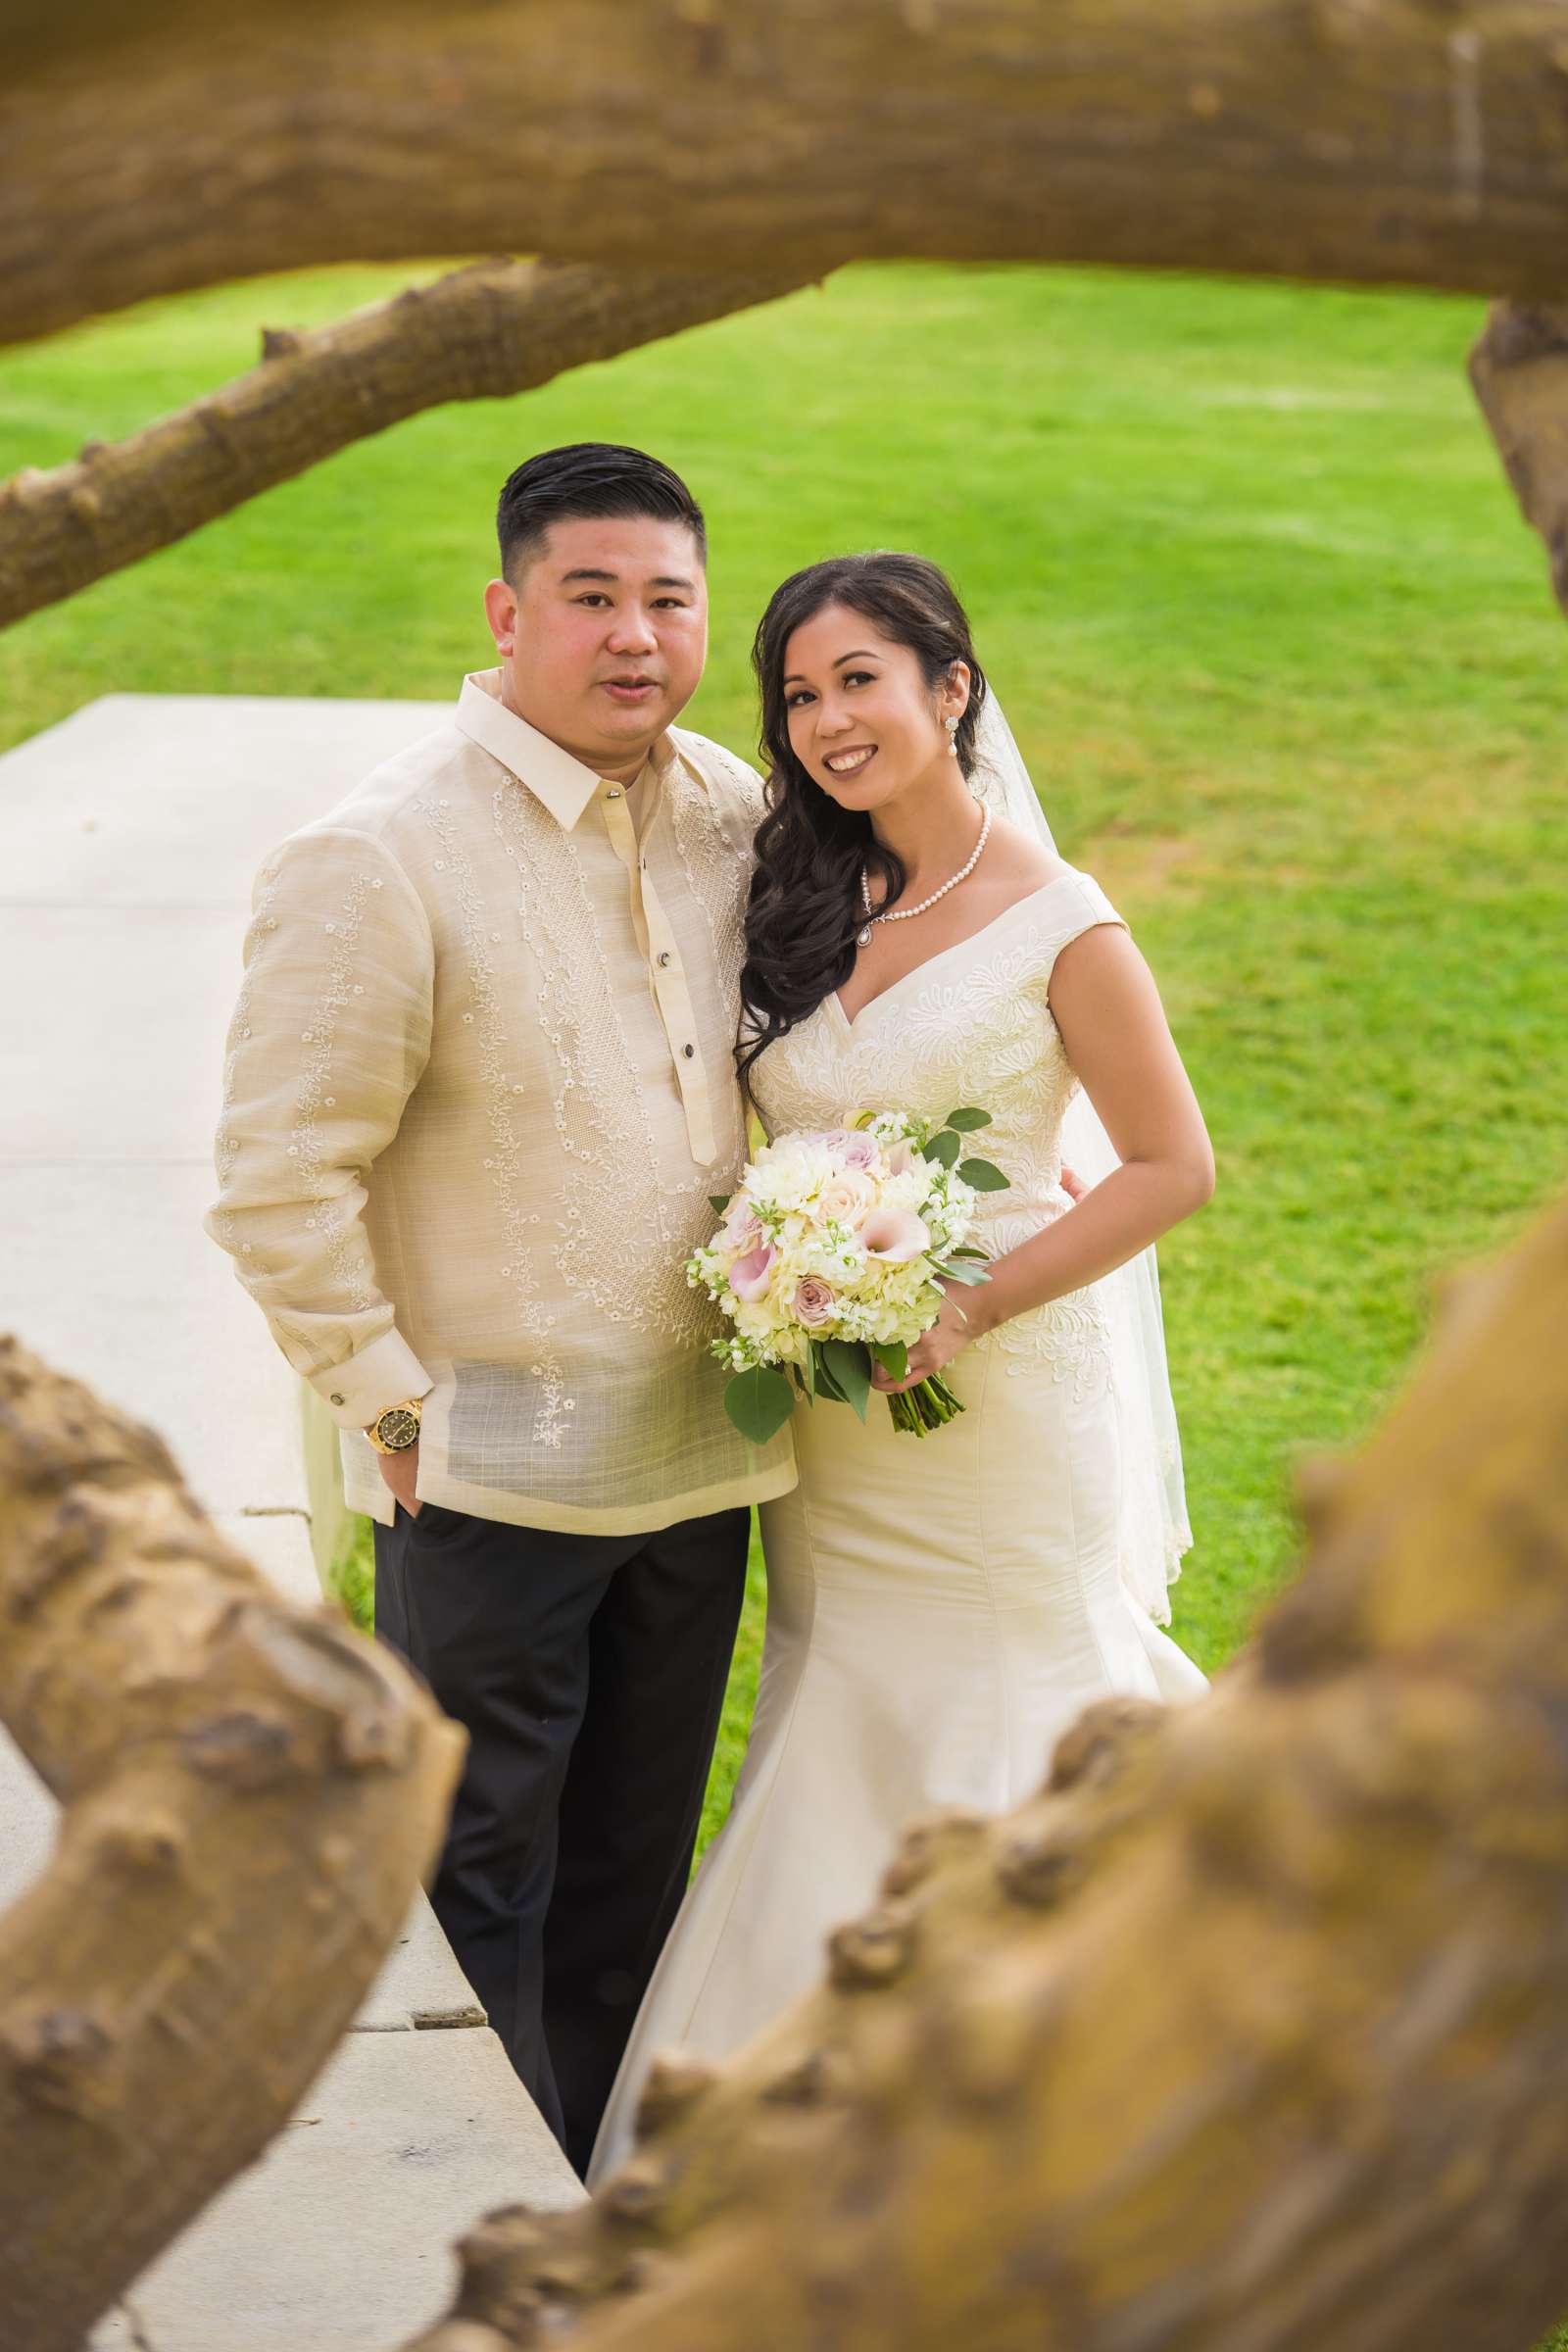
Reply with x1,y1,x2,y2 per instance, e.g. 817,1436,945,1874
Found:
0,259,809,630
401,1198,1568,2352
6,1,1568,350
1469,298,1568,615
0,1336,466,2352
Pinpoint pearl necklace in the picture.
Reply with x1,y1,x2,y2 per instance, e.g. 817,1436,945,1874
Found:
858,804,992,949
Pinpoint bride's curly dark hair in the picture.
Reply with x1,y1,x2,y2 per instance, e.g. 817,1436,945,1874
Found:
738,552,989,1089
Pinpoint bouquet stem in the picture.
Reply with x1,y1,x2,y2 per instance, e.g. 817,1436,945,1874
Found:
886,1374,965,1436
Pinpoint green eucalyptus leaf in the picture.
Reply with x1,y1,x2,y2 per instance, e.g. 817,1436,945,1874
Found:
926,1129,961,1169
810,1342,850,1404
724,1366,796,1446
944,1107,993,1132
957,1156,1009,1191
870,1339,908,1381
933,1258,991,1287
708,1194,732,1218
819,1338,872,1422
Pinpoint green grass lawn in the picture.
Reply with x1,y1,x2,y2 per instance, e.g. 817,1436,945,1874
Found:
6,266,1566,2327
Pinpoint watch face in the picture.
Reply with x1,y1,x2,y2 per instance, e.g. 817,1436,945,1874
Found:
377,1406,420,1451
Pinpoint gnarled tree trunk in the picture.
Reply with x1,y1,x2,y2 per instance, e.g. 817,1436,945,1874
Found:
10,4,1568,629
1470,298,1568,612
0,258,809,629
0,1337,465,2352
5,1,1568,352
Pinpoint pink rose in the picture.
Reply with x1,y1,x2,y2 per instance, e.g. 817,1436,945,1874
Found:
833,1130,881,1171
728,1243,777,1301
859,1204,930,1263
795,1276,837,1327
720,1198,763,1254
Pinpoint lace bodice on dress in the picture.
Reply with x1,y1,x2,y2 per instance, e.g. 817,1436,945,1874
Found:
751,870,1122,1248
749,869,1127,1393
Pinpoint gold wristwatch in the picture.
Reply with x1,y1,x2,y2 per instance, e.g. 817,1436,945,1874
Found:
366,1397,423,1454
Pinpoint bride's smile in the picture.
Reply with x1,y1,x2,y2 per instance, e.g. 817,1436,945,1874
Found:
781,600,969,820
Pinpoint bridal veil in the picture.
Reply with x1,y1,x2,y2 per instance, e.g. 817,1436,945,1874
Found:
969,694,1193,1620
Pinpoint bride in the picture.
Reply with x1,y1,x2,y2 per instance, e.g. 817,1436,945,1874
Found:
588,551,1213,2183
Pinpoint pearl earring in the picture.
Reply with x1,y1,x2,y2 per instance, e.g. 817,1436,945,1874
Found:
945,715,959,757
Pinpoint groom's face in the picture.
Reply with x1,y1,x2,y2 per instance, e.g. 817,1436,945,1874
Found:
487,515,709,778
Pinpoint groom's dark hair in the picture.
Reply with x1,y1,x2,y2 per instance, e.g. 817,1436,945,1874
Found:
497,443,708,581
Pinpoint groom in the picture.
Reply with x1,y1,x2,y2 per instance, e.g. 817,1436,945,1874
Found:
208,442,797,2175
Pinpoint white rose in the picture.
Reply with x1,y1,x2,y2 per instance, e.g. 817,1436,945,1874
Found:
816,1169,876,1227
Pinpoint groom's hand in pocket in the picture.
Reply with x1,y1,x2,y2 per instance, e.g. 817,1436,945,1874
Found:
376,1442,422,1518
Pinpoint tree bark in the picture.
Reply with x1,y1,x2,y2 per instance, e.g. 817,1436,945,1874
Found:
0,1336,466,2352
0,259,808,630
7,2,1568,351
400,1198,1568,2352
1469,298,1568,613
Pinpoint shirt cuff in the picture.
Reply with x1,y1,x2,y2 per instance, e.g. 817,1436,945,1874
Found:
308,1330,433,1432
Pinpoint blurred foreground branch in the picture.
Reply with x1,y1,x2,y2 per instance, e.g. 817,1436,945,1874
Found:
406,1200,1568,2352
0,1336,466,2352
6,1,1568,350
1470,300,1568,615
7,4,1568,625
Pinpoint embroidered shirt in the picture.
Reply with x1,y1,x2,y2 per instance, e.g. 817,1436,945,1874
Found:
208,668,797,1534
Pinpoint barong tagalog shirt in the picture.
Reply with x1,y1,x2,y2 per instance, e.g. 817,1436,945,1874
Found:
208,668,798,1534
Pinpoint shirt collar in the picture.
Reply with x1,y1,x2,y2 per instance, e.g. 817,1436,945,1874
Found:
455,668,671,832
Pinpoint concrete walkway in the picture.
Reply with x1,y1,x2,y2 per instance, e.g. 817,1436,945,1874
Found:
1,694,583,2351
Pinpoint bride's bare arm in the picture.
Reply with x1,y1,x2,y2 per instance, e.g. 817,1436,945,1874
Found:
970,923,1213,1340
870,923,1212,1392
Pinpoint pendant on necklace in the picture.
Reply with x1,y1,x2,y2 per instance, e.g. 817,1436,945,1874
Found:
858,924,873,948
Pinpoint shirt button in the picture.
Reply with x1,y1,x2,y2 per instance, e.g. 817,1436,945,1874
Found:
682,1044,695,1059
329,1393,345,1406
605,788,622,800
658,952,671,967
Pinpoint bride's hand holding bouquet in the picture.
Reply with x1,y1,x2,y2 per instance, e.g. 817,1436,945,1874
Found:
873,1162,1090,1394
867,1274,985,1396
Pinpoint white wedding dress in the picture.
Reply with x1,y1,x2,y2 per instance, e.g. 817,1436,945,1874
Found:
587,864,1207,2185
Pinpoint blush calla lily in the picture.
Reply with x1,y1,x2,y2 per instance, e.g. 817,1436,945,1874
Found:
728,1243,778,1301
858,1204,930,1263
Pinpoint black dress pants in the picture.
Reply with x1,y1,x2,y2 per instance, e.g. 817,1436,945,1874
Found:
372,1497,748,2178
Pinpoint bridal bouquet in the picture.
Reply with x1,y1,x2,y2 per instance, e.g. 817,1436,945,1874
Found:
688,1108,1008,1441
